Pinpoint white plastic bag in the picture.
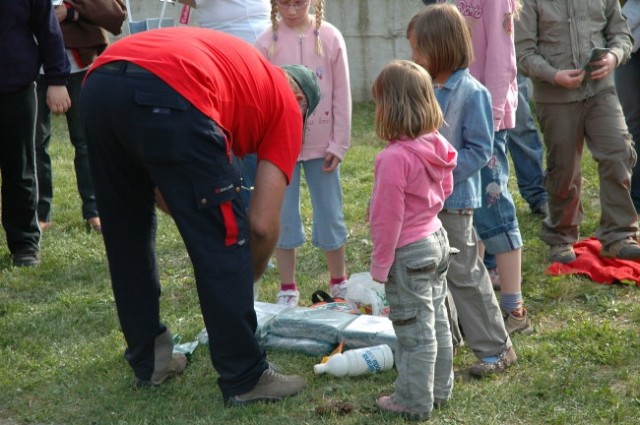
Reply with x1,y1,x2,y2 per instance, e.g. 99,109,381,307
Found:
345,272,389,316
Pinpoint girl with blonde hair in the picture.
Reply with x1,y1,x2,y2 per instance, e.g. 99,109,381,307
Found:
369,59,457,421
255,0,351,306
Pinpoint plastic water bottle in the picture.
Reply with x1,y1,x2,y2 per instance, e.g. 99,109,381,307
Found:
313,344,394,377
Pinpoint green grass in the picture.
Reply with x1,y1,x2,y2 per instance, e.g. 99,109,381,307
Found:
1,103,640,424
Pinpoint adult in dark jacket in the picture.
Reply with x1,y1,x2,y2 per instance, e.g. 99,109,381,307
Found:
0,0,71,267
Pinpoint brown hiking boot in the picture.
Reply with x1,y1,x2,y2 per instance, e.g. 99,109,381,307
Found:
548,243,576,263
469,346,517,378
601,237,640,260
225,366,305,407
135,329,187,387
504,309,533,335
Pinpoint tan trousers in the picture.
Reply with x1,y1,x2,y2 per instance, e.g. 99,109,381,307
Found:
536,88,638,247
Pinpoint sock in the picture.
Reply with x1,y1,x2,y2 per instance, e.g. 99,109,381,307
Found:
481,356,499,363
330,275,347,286
501,292,523,316
280,282,298,292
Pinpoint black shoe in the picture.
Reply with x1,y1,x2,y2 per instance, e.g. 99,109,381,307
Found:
12,249,41,267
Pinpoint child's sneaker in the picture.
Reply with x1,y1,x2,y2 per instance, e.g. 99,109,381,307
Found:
276,289,300,307
329,280,348,299
376,394,430,421
469,346,517,378
504,309,533,335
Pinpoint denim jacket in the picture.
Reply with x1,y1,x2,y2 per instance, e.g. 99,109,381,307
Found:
435,68,494,210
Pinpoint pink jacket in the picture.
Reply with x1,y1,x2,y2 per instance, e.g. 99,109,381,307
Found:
369,133,457,282
451,0,518,131
255,17,351,161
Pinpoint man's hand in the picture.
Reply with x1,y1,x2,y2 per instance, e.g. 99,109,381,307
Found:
589,52,617,80
155,188,172,215
553,69,585,89
46,85,71,115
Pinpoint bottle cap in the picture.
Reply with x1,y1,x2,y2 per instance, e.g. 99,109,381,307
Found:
313,363,327,374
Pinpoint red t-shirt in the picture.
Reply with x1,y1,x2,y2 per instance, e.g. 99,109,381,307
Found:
88,27,303,182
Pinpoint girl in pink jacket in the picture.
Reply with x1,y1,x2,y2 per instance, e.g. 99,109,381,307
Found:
370,60,457,421
256,0,351,306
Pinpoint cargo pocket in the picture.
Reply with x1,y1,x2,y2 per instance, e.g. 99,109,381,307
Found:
405,257,437,294
193,171,244,247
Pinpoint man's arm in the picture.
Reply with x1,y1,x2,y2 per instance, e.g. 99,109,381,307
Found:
248,159,287,282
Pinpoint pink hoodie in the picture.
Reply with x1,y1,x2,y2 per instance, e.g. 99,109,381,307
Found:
450,0,518,131
369,132,457,282
255,16,351,161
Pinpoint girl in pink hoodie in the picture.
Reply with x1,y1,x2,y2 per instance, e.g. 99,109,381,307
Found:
369,60,457,421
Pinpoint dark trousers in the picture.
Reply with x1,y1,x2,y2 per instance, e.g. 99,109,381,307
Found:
36,71,98,222
81,64,267,398
0,83,40,254
615,52,640,213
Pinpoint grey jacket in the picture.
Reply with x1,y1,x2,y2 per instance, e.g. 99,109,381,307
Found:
515,0,632,103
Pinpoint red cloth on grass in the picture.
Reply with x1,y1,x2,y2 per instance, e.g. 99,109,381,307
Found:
546,237,640,285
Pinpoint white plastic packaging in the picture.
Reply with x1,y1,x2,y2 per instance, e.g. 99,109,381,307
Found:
313,344,394,377
344,272,390,316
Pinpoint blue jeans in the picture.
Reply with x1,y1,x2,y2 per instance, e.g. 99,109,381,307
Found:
507,74,547,212
615,52,640,213
36,71,99,222
473,130,523,255
277,158,347,251
386,229,454,413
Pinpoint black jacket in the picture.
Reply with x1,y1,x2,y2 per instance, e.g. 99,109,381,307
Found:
0,0,70,94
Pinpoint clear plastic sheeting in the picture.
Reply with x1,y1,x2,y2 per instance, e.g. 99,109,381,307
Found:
340,314,397,351
195,302,398,356
261,334,336,357
257,302,397,356
264,307,358,344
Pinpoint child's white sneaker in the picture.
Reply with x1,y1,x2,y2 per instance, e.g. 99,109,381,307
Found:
329,281,348,299
276,289,300,307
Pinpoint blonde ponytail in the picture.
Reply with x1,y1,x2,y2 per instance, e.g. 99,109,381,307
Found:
268,0,280,59
314,0,325,57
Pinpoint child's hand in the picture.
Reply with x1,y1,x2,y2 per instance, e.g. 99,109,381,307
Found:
46,85,71,115
589,52,617,80
553,69,585,89
322,153,341,172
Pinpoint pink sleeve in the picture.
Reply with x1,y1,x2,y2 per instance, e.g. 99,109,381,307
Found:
326,27,352,160
369,151,405,282
480,0,518,131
